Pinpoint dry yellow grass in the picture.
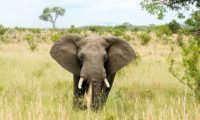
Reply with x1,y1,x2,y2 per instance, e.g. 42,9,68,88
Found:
0,39,199,120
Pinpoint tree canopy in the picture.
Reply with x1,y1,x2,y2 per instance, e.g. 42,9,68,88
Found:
141,0,200,19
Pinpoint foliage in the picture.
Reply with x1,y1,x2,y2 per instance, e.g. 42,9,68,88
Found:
168,19,181,33
139,32,151,45
122,34,132,41
185,10,200,36
170,11,200,100
67,27,82,34
169,36,200,101
0,25,7,36
39,7,65,28
88,26,105,35
112,29,125,36
140,0,166,19
24,34,38,51
28,41,38,52
28,28,41,34
51,33,61,42
24,34,34,42
155,25,172,38
140,0,200,19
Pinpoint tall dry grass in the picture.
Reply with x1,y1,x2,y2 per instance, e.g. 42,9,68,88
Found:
0,38,199,120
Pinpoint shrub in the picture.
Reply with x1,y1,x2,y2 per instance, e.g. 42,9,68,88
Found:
67,27,81,34
113,29,125,36
0,27,7,36
155,29,163,38
28,42,38,52
169,11,200,101
15,27,26,32
24,34,34,42
169,36,200,101
24,34,38,51
122,34,132,41
156,25,172,36
139,32,151,45
28,28,41,34
51,33,61,42
168,19,181,33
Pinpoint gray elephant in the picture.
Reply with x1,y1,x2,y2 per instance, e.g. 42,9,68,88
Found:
50,34,136,110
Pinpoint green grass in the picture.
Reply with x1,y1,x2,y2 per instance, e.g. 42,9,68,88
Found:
0,43,199,120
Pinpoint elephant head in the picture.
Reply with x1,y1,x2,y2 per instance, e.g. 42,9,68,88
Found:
50,34,136,110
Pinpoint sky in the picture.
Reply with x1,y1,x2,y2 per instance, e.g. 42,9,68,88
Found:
0,0,191,28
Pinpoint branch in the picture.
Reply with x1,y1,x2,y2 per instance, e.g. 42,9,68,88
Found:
49,15,55,24
54,13,59,23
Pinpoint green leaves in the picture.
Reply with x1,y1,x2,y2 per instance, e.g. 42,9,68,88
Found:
140,0,166,20
168,19,181,33
185,10,200,28
169,36,200,101
139,32,151,45
140,0,199,20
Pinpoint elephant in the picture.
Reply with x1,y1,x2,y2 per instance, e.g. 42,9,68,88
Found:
50,34,136,110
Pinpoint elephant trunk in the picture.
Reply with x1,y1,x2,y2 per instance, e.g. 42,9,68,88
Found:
80,60,108,110
91,79,103,110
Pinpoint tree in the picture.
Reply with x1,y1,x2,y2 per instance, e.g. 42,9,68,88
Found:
141,0,200,19
141,0,200,101
39,7,65,28
185,10,200,36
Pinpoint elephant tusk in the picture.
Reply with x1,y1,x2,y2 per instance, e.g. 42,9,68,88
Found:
104,78,110,88
78,77,84,89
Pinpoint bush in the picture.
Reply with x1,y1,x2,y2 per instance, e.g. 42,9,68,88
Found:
67,27,81,34
51,33,61,42
169,36,200,101
28,28,41,34
24,34,34,42
28,42,38,51
122,34,132,41
139,32,151,45
113,29,125,36
168,19,181,33
0,27,7,36
156,25,172,37
24,34,38,51
155,29,163,38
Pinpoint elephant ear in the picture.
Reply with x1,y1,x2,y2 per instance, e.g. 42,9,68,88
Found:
105,37,136,74
50,34,82,76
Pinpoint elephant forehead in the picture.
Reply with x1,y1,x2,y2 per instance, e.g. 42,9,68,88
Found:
79,37,106,48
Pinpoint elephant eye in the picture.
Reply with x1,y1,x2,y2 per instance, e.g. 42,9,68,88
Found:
78,53,84,61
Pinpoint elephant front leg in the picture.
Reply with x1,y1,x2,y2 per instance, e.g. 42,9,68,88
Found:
73,75,87,110
102,73,116,106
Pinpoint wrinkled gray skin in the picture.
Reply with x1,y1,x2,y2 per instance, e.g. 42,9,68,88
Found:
50,34,136,110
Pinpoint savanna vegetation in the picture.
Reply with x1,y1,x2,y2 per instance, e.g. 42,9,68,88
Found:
0,20,199,119
0,0,200,119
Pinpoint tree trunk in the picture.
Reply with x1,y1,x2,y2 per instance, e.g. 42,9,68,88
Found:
52,21,56,28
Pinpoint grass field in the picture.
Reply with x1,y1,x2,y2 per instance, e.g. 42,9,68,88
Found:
0,39,199,120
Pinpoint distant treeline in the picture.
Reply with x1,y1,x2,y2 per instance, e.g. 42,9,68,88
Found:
0,21,194,44
0,21,192,35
